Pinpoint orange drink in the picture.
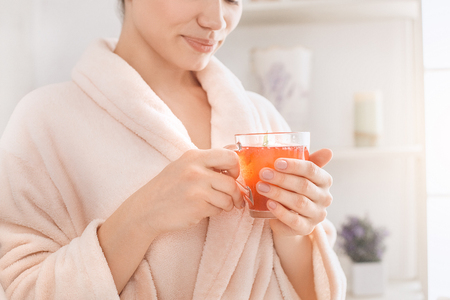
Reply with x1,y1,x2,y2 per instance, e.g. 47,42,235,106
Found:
235,132,310,218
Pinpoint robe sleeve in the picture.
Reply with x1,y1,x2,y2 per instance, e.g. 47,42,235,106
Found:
0,149,119,299
246,91,347,300
0,282,6,300
245,91,291,133
0,94,119,299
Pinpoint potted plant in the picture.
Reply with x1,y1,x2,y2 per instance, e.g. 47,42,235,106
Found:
338,215,389,296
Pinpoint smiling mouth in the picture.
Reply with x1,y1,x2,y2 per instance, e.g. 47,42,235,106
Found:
183,36,219,54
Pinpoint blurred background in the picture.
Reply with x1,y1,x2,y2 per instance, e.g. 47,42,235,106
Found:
0,0,449,299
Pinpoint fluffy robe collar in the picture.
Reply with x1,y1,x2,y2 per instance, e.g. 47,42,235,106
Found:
71,38,265,299
71,38,264,162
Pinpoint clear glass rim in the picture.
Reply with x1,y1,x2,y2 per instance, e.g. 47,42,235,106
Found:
235,131,309,137
235,131,310,148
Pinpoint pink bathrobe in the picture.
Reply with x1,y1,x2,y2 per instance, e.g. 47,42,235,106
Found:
0,39,346,300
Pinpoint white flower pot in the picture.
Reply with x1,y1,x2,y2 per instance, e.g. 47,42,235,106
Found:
351,261,386,296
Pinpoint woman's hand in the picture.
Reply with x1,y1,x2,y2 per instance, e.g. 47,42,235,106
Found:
135,148,244,236
98,148,244,294
258,149,333,299
255,149,334,237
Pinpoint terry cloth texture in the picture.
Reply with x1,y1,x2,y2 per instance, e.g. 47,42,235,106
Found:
0,39,346,300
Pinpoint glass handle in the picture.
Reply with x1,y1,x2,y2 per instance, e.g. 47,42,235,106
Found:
220,169,253,206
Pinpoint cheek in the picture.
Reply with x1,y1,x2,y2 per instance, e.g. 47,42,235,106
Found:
155,0,199,26
132,2,159,34
132,0,189,34
224,7,242,35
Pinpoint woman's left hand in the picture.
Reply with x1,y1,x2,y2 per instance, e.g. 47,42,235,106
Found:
256,149,334,237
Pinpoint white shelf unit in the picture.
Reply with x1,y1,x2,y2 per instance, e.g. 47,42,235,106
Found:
346,280,424,300
218,0,427,296
332,145,423,160
240,0,420,25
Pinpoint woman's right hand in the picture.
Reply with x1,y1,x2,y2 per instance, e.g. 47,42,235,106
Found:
132,148,244,236
98,148,244,294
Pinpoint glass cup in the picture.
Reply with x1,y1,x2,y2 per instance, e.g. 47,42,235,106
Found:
235,132,310,218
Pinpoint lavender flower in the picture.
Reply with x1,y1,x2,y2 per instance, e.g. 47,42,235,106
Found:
338,215,389,263
262,62,293,110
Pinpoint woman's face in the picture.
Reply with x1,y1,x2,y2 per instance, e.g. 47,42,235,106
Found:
124,0,242,71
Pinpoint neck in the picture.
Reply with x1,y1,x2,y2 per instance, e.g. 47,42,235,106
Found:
114,21,201,96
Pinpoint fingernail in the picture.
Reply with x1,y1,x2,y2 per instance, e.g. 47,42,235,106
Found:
275,159,287,170
261,169,274,180
257,182,270,193
267,200,277,210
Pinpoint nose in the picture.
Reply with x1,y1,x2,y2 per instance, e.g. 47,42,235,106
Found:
197,0,226,31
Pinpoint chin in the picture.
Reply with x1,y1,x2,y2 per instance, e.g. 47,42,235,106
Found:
184,56,212,71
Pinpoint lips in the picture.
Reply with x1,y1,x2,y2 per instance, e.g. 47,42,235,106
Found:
183,36,219,53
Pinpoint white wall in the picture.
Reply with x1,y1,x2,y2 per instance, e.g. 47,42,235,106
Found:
217,20,416,149
217,19,420,280
0,0,122,135
31,0,122,88
0,0,35,135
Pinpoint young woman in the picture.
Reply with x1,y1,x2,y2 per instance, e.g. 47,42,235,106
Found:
0,0,346,299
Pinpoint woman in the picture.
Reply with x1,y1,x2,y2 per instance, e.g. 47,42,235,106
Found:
0,0,346,299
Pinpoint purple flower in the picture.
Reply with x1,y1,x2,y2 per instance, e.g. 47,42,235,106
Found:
338,215,389,263
353,224,365,238
263,62,293,110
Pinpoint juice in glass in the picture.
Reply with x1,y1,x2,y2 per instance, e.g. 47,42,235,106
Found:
235,132,310,218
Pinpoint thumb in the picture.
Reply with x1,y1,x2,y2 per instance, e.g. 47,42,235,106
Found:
308,148,333,168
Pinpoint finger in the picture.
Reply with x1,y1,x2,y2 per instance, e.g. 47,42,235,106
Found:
256,182,327,220
217,170,249,199
210,170,245,209
273,158,333,188
259,168,332,207
202,149,240,179
236,174,250,198
267,200,315,235
204,188,235,212
200,195,227,216
224,144,239,151
308,148,333,168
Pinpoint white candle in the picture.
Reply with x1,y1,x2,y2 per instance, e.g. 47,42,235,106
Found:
354,91,383,147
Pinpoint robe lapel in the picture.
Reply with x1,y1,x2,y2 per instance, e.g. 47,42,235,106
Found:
197,56,264,148
72,39,267,298
71,39,195,162
192,58,265,299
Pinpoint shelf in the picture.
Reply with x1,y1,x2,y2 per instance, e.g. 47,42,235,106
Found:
346,280,424,300
330,145,424,160
240,0,420,25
